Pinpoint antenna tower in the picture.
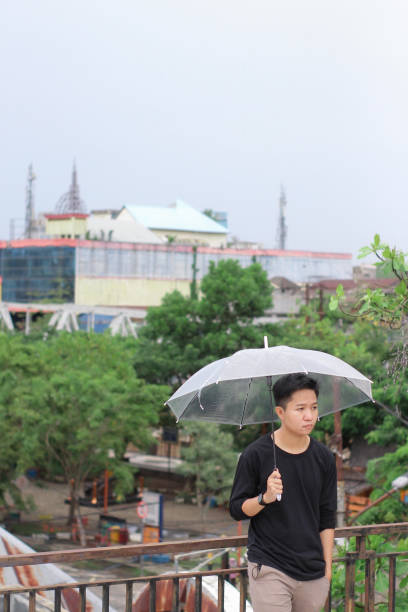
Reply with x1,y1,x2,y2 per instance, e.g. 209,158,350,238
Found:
55,162,86,214
276,185,288,250
24,164,36,238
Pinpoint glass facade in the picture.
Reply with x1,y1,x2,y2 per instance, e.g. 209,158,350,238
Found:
1,246,75,303
0,241,353,306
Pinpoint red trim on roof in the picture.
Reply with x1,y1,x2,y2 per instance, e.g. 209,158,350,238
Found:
75,241,352,259
3,239,78,248
45,214,88,220
0,238,352,259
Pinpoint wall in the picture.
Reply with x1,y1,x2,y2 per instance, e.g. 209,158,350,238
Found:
77,243,352,284
75,276,190,307
46,217,87,238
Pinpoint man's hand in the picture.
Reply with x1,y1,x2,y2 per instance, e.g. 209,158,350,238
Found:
241,468,283,516
263,469,283,503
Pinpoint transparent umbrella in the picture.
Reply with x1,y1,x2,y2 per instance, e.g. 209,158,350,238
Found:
166,343,373,427
166,341,373,501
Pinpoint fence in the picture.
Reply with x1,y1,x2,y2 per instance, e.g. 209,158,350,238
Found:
0,522,407,611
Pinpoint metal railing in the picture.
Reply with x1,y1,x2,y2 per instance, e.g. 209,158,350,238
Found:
0,522,407,611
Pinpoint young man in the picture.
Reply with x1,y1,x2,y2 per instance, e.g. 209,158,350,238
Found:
229,373,337,612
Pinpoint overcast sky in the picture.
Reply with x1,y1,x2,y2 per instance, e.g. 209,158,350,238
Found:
1,0,407,257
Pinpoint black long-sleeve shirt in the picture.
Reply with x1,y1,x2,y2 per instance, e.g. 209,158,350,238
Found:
229,434,337,581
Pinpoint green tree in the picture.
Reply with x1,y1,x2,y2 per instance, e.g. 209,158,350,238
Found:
177,422,238,520
202,209,218,222
361,444,408,525
330,234,408,328
17,333,169,533
328,236,408,523
134,259,273,389
0,334,40,511
330,535,408,611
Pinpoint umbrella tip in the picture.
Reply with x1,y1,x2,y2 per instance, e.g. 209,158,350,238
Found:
264,336,269,349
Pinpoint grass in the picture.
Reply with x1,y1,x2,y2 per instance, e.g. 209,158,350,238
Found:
6,521,44,536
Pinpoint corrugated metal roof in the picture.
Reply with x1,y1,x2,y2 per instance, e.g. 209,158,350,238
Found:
124,200,227,234
0,527,116,612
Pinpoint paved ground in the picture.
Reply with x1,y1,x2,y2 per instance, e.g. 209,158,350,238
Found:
18,478,242,537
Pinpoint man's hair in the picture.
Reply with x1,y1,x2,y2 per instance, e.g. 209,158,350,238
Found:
272,373,319,409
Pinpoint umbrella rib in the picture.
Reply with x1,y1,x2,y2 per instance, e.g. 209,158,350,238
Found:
175,389,200,422
343,376,373,401
175,364,226,422
239,378,252,429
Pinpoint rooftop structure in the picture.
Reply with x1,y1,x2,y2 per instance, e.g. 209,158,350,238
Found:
87,209,162,244
24,164,36,238
276,186,288,250
55,163,86,214
122,200,228,247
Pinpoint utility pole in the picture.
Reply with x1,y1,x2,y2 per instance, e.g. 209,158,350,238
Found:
333,381,345,527
190,246,199,300
24,164,36,238
276,185,288,250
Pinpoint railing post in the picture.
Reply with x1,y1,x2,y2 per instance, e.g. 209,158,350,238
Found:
195,576,202,612
29,590,36,612
345,551,357,612
364,551,376,612
239,571,247,612
172,577,180,612
217,575,225,612
102,584,110,612
149,579,156,612
55,587,62,612
388,555,396,612
126,582,133,612
3,593,10,612
79,585,87,612
356,535,366,556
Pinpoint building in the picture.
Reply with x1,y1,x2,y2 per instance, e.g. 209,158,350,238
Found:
258,277,303,322
0,239,353,309
117,200,228,247
45,213,89,239
42,200,228,248
86,209,162,244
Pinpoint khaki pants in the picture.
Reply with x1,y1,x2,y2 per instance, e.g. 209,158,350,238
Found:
248,561,329,612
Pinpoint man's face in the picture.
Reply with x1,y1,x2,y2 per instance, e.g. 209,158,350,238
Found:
276,388,319,436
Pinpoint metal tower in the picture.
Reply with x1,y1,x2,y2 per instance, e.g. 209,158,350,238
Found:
24,164,36,238
276,185,288,250
55,162,86,214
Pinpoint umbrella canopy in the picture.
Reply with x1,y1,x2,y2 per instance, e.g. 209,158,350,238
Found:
167,345,373,426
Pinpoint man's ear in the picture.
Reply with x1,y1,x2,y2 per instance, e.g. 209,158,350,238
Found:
275,405,284,420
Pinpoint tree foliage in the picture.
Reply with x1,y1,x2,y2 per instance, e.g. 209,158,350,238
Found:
362,444,408,525
0,334,39,510
177,422,238,519
0,332,168,523
329,234,408,327
331,535,408,610
134,259,273,389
